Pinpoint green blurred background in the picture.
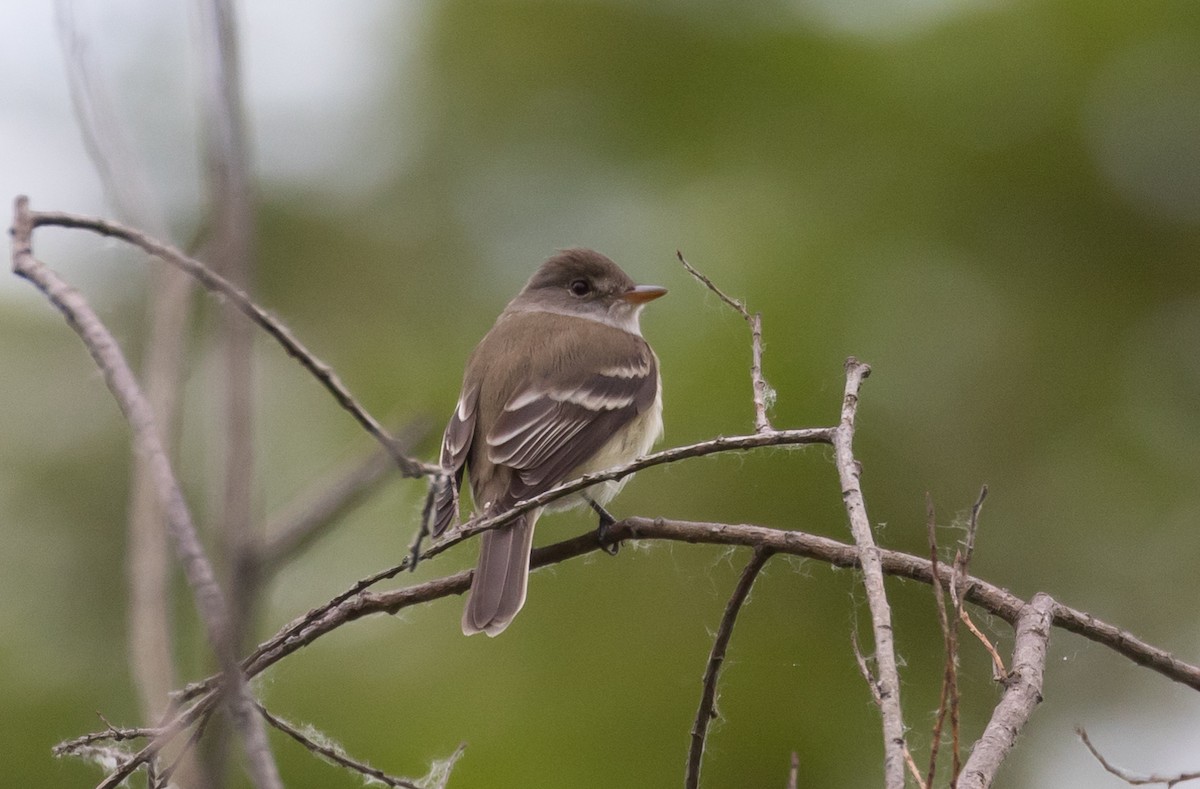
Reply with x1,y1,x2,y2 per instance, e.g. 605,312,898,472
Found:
3,0,1200,786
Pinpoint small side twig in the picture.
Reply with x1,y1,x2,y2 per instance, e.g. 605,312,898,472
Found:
677,251,774,433
1077,727,1200,787
961,608,1007,680
952,485,989,600
851,633,927,789
958,593,1055,788
685,547,773,789
257,702,449,789
787,751,799,789
52,716,159,756
925,493,958,788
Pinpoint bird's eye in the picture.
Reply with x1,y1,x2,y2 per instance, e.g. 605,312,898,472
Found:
569,279,591,297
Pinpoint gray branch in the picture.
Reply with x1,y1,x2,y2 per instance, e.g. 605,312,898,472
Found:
685,547,774,788
11,196,273,789
22,203,437,479
833,358,907,788
958,593,1054,788
103,513,1200,783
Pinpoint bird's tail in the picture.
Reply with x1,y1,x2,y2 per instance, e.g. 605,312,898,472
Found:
462,513,536,637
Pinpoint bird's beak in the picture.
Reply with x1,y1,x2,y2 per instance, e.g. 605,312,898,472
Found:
622,284,668,304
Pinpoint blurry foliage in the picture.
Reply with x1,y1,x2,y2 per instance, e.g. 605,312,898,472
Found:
3,0,1200,786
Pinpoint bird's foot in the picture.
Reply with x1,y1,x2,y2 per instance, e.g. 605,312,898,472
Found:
586,497,621,556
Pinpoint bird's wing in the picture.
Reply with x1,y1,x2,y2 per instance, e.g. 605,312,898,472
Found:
429,380,479,536
486,343,658,502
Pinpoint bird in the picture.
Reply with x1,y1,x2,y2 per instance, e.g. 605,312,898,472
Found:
430,248,666,636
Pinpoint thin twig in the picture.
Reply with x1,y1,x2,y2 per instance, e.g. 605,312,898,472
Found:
21,203,437,479
56,0,192,729
961,608,1007,680
958,593,1055,788
787,752,799,789
435,426,835,555
833,357,907,788
851,633,927,789
1077,727,1200,787
926,493,956,789
53,719,160,755
686,547,774,789
88,686,220,788
677,251,774,432
153,710,210,789
952,485,989,602
195,0,263,780
54,0,166,233
256,702,429,789
949,484,989,778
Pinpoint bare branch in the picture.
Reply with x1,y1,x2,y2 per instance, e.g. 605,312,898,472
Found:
87,694,221,789
11,196,274,789
926,493,958,787
677,251,774,432
156,511,1200,738
227,517,1200,704
193,18,261,784
55,0,194,729
851,633,927,789
434,426,835,557
832,357,907,788
961,607,1008,681
67,513,1200,781
54,0,166,232
53,719,160,756
787,752,799,789
257,703,434,789
686,547,773,789
958,593,1055,788
1077,727,1200,787
952,485,989,603
21,203,437,479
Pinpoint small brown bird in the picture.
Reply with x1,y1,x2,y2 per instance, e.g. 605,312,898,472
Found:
431,249,666,636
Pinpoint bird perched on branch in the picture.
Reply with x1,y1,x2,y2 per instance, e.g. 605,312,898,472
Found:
430,249,666,636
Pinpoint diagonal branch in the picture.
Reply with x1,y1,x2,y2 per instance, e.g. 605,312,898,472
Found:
958,593,1055,788
257,702,453,789
676,251,774,433
685,547,773,788
926,492,958,787
851,632,927,788
20,201,437,479
1077,727,1200,787
179,512,1200,709
64,515,1200,780
10,195,275,789
434,427,835,554
832,357,907,788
